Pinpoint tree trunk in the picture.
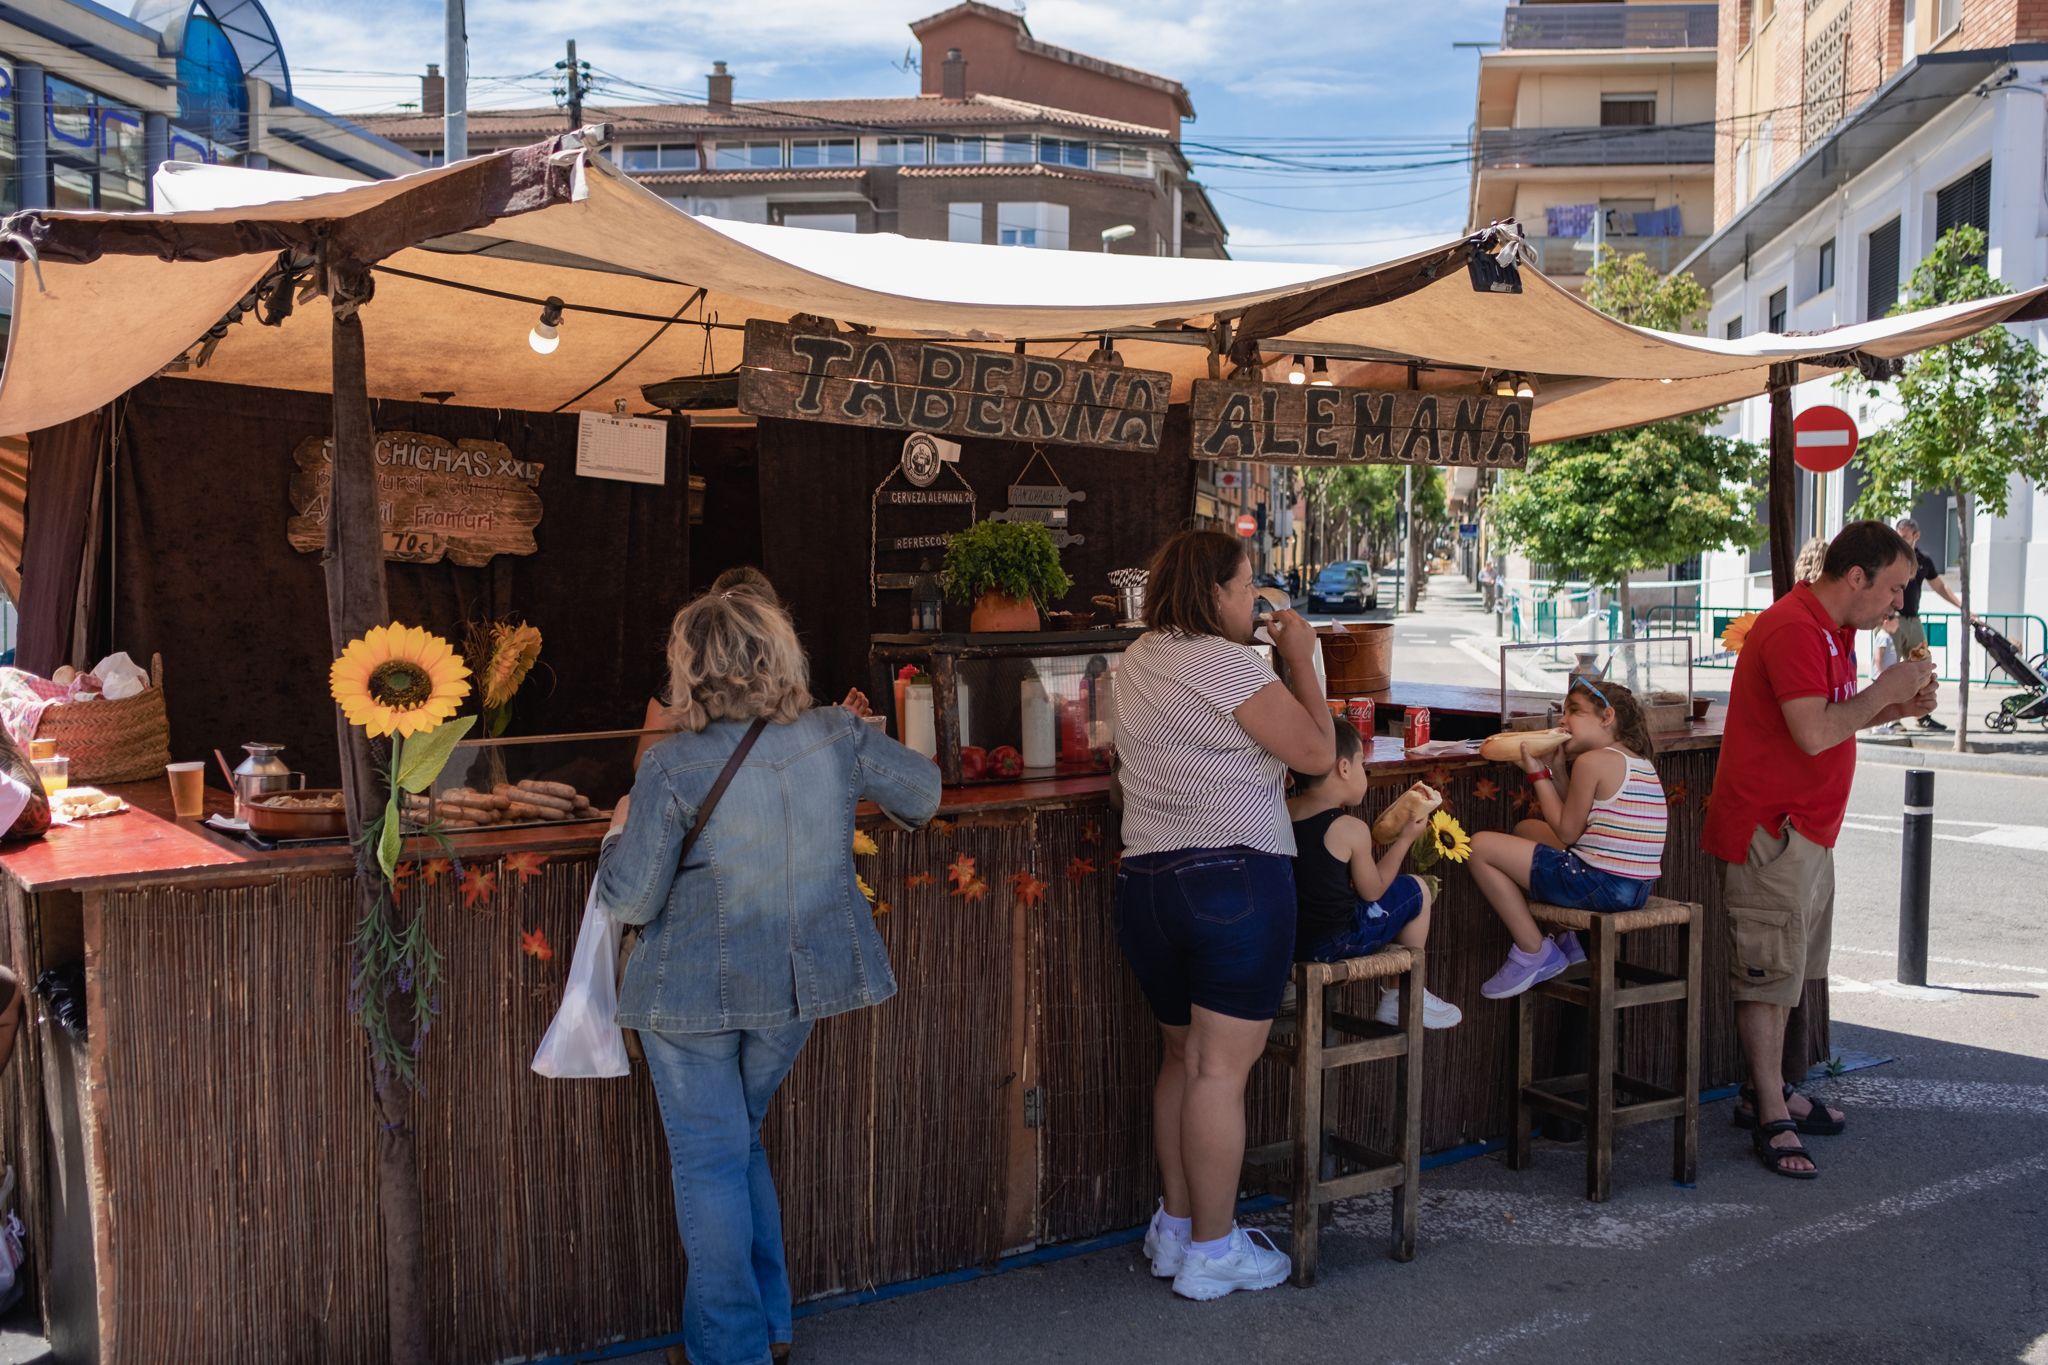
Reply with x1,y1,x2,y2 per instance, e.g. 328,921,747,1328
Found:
324,261,431,1365
1954,488,1971,754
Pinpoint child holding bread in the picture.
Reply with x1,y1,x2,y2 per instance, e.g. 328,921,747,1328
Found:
1467,678,1667,999
1286,723,1463,1028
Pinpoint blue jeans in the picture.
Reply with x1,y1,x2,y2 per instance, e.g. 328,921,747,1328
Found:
642,1020,814,1365
1528,845,1653,912
1115,847,1297,1023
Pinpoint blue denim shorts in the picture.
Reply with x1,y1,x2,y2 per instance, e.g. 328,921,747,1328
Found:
1529,845,1653,912
1115,847,1297,1024
1300,873,1426,963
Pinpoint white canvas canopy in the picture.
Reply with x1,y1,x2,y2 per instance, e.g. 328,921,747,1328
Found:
3,133,2045,444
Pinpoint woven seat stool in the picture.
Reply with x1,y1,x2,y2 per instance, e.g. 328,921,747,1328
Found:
1245,946,1424,1286
1509,896,1703,1203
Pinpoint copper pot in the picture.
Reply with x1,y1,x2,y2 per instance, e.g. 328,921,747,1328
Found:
245,789,348,839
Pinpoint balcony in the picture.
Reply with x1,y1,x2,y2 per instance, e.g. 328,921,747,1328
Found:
1476,123,1714,169
1500,3,1717,51
1521,233,1707,276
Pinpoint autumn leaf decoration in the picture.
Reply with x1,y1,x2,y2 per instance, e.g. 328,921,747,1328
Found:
504,851,550,884
422,857,453,886
1066,856,1097,881
1079,819,1102,844
905,871,937,890
1666,780,1688,805
1473,777,1500,802
461,865,498,909
519,927,553,962
947,852,989,902
1011,871,1048,907
390,861,415,893
1425,766,1455,793
852,830,879,856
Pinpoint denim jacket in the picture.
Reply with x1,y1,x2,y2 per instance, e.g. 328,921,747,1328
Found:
593,706,941,1033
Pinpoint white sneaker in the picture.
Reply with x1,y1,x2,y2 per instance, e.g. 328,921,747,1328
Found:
1373,986,1464,1029
1171,1225,1291,1301
1143,1208,1190,1278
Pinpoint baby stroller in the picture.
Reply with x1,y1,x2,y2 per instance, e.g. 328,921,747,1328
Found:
1975,619,2048,732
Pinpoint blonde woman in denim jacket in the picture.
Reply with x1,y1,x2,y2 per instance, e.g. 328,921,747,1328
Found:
595,589,940,1365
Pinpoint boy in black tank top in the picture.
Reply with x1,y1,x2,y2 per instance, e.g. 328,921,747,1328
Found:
1285,724,1463,1029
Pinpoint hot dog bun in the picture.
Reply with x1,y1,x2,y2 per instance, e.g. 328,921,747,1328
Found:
1371,782,1442,844
1907,644,1932,661
1478,727,1571,763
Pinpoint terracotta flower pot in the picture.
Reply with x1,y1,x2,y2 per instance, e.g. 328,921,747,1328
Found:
970,592,1040,632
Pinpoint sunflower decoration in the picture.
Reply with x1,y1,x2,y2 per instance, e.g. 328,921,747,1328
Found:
1429,810,1473,864
1720,611,1762,655
466,619,545,737
331,624,472,739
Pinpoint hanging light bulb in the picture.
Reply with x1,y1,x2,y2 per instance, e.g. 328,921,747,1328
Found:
1515,375,1536,400
1493,372,1516,398
529,297,566,355
1086,334,1124,367
1309,356,1334,387
1287,354,1307,385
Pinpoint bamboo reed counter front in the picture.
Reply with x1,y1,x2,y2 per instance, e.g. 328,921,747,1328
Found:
0,692,1807,1365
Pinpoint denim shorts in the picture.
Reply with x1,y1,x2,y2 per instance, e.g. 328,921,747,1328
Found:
1115,847,1297,1024
1300,873,1426,963
1529,844,1653,912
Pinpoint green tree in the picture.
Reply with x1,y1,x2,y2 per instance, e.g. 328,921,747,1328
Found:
1490,248,1766,644
1837,224,2048,751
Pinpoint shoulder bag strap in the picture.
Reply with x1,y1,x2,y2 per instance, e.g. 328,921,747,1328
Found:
677,717,768,865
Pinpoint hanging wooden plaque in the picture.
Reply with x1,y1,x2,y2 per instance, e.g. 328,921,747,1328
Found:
739,320,1170,452
1189,380,1531,469
287,431,545,567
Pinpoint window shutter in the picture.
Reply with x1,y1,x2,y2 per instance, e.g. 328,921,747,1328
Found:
1866,217,1901,320
1935,162,1991,263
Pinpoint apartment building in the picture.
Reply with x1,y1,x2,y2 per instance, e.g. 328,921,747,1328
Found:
1468,0,1719,288
1684,0,2048,621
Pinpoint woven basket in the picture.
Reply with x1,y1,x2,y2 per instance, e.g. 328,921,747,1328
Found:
34,654,172,784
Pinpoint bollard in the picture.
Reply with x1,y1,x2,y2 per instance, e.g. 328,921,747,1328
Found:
1897,768,1934,987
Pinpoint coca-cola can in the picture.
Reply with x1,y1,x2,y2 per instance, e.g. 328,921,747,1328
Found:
1345,696,1376,736
1403,706,1431,750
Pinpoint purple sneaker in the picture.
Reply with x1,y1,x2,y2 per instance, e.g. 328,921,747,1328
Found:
1481,939,1570,999
1553,931,1586,966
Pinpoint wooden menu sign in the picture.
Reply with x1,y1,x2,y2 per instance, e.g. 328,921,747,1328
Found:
739,319,1170,452
287,431,545,567
1190,380,1531,469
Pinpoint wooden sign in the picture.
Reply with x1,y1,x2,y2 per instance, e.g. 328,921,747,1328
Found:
288,431,544,567
1190,380,1531,469
740,320,1170,452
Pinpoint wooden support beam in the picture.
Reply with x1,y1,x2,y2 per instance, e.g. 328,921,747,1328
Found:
1767,362,1798,599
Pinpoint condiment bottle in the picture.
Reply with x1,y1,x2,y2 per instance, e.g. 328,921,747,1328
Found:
1020,678,1056,770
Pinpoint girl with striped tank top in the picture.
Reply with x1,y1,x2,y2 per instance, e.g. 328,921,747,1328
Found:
1467,678,1668,1000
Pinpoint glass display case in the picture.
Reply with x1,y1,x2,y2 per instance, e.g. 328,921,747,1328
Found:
408,728,660,830
870,629,1142,786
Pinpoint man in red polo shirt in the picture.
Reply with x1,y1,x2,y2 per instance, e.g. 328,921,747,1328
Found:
1704,520,1937,1178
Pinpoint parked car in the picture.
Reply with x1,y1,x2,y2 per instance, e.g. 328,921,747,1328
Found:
1307,566,1367,614
1330,560,1379,610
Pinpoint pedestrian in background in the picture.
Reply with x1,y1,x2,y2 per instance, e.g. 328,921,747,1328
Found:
1892,518,1972,733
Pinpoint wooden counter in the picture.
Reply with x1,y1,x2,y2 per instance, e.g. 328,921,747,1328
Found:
0,698,1799,1365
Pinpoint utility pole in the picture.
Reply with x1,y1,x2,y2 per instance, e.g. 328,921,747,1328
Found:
559,39,587,130
443,0,466,162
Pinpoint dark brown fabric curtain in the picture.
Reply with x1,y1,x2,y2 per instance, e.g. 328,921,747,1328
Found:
0,435,29,605
106,378,694,786
757,410,1197,700
18,407,106,677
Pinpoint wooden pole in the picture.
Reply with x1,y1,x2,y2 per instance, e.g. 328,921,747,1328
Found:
322,255,429,1365
1767,362,1798,598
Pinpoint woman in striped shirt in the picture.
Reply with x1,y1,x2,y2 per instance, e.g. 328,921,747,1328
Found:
1467,678,1668,999
1116,530,1336,1300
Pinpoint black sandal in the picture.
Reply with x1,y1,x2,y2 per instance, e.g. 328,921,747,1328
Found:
1733,1083,1847,1136
1752,1119,1819,1179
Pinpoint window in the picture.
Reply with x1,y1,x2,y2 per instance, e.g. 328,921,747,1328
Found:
1754,116,1776,191
1935,161,1991,264
1866,216,1902,319
1725,316,1744,340
1734,139,1751,207
622,144,696,172
933,135,985,163
1937,0,1959,35
872,136,927,165
996,201,1069,250
1038,137,1089,168
1094,143,1149,175
948,201,984,244
711,141,784,169
1767,287,1788,333
0,60,15,213
1901,0,1919,62
1817,238,1836,292
1600,94,1656,127
790,139,856,167
995,134,1035,164
776,211,857,232
1601,198,1655,236
42,77,147,211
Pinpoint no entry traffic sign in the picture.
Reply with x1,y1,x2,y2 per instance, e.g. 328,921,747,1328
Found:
1234,513,1258,538
1793,404,1859,473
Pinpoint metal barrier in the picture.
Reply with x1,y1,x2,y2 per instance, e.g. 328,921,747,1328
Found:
1637,604,2047,686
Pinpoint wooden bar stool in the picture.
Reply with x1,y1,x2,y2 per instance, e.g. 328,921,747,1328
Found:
1245,946,1425,1286
1509,896,1703,1203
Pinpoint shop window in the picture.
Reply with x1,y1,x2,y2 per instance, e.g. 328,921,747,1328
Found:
790,139,856,168
712,141,784,169
933,135,984,163
873,137,927,165
1600,94,1656,127
1866,216,1902,319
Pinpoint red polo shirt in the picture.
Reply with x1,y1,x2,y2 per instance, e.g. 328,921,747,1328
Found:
1702,584,1861,863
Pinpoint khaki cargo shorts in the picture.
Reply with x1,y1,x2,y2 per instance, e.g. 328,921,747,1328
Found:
1721,822,1834,1009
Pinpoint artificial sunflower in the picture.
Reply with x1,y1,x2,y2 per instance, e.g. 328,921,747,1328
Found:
481,622,544,711
330,624,471,738
1429,810,1472,864
1720,611,1762,655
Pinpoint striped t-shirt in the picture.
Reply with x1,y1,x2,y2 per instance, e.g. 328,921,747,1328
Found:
1114,630,1291,858
1573,748,1667,879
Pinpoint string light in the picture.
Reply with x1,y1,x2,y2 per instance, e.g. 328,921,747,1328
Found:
1515,375,1536,399
529,297,565,355
1287,355,1306,385
1493,373,1516,398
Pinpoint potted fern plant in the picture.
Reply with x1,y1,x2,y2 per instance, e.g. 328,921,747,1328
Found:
941,520,1073,632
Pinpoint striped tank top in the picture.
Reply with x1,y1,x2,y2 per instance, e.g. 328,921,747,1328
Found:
1573,747,1666,880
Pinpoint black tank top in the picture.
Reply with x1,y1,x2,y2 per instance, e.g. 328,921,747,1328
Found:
1290,808,1361,954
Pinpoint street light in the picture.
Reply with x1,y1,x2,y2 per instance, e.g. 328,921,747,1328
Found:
1100,223,1137,252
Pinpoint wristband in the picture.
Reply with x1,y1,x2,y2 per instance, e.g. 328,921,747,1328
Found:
1528,768,1553,784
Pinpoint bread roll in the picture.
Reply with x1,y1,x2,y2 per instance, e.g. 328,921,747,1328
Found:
1907,644,1931,661
1479,727,1571,763
1371,782,1442,844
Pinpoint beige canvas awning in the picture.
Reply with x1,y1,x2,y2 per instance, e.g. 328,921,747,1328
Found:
3,133,2045,445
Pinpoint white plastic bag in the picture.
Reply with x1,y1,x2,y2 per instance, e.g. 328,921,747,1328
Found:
531,886,631,1079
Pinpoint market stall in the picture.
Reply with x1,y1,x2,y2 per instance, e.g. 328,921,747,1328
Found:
0,132,2036,1364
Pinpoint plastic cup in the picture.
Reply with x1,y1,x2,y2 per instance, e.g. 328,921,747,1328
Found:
166,761,206,819
32,755,68,795
27,738,56,762
861,714,889,738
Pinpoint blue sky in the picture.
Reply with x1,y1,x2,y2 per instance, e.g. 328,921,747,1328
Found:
265,0,1511,268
